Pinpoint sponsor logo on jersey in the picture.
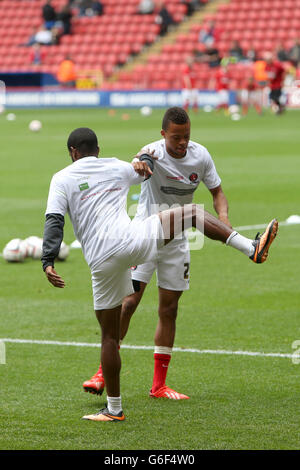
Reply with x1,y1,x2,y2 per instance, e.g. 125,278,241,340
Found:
166,175,184,181
79,182,89,191
160,186,197,196
189,173,199,183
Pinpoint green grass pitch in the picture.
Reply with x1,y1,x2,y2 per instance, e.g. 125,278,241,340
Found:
0,107,300,450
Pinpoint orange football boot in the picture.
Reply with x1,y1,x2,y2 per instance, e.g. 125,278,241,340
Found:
82,407,125,422
250,219,278,263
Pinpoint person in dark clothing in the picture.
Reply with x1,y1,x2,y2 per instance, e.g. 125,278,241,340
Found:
57,4,73,35
229,40,244,62
42,0,57,30
276,42,288,62
156,2,175,36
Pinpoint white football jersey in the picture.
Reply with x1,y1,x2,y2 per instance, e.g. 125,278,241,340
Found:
135,139,221,228
45,156,144,272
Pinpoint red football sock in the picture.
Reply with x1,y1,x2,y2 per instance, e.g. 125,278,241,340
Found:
151,353,171,393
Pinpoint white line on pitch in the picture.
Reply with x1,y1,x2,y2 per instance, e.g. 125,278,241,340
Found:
0,338,295,359
235,221,299,231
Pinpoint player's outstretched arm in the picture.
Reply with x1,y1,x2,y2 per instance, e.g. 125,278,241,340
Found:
41,213,66,288
209,185,232,229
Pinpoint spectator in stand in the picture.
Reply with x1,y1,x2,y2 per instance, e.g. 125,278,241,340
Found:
91,1,104,16
181,0,201,16
156,2,175,36
35,25,54,45
57,56,76,87
181,55,199,112
245,46,257,63
199,20,221,47
29,43,46,65
57,4,73,36
42,0,57,30
265,52,286,114
137,0,155,15
288,39,300,67
276,42,288,62
228,40,244,62
77,0,103,16
204,44,221,68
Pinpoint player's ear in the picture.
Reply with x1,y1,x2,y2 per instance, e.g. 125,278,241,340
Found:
161,129,165,138
69,146,77,161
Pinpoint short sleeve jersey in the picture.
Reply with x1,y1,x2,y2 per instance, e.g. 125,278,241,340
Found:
45,156,143,271
135,139,221,242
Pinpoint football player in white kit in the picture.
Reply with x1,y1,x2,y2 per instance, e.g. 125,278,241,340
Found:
81,108,278,407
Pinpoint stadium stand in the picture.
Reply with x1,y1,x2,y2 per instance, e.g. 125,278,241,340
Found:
1,0,300,90
111,0,300,90
0,0,188,81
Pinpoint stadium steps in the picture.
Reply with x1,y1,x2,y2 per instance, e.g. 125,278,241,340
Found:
109,0,230,81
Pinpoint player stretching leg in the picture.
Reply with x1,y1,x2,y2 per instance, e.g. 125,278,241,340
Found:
83,107,232,400
43,127,278,422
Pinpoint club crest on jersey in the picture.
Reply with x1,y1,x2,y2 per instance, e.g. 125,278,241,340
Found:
189,172,199,183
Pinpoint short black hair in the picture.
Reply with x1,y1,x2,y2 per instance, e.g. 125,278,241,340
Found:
162,107,190,131
67,127,98,156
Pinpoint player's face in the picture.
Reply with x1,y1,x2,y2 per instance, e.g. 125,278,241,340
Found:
161,121,190,158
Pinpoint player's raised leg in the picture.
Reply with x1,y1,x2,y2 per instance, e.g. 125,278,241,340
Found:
158,204,278,262
82,306,125,422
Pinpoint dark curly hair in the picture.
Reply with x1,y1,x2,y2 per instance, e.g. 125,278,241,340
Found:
162,107,190,131
67,127,98,156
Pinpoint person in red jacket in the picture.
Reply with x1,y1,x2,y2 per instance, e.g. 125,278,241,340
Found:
265,52,286,114
181,56,199,112
215,64,229,111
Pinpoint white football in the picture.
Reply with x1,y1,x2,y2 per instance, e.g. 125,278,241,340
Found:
24,236,43,259
6,113,16,121
3,238,28,262
58,241,70,260
29,120,42,132
140,106,152,117
231,113,241,121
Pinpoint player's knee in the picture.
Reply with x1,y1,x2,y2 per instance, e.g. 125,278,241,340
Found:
158,303,178,321
101,335,119,350
122,295,139,318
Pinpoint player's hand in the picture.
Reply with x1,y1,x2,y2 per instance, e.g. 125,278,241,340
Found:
132,149,158,178
45,266,65,288
132,160,153,178
219,214,232,229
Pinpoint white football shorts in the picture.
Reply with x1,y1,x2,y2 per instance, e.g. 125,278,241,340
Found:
217,89,229,106
182,88,199,106
131,238,190,291
92,214,164,310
